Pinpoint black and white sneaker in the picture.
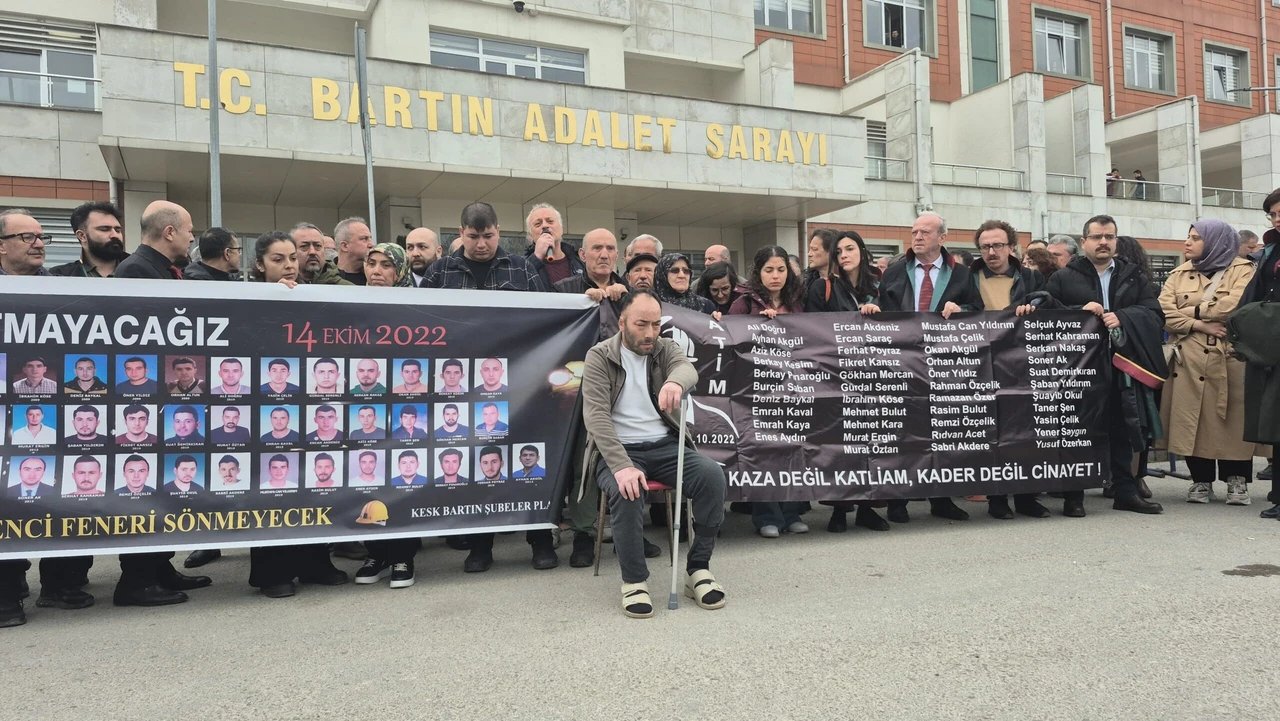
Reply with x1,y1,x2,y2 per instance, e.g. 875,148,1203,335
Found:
389,562,415,589
354,558,391,584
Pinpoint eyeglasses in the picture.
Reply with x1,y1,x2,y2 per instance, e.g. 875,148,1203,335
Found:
1266,212,1280,220
0,233,52,244
226,246,242,252
1085,234,1117,241
669,267,691,276
978,243,1009,252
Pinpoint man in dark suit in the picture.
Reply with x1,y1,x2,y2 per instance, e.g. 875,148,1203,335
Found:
107,200,210,608
7,457,54,498
864,212,981,524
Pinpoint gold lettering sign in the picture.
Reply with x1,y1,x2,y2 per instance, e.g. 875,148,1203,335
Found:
168,63,829,166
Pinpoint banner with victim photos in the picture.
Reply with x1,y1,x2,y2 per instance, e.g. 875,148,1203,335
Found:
0,277,598,559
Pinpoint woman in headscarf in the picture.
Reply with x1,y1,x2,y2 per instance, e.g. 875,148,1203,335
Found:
654,252,716,315
365,242,413,287
1159,219,1260,506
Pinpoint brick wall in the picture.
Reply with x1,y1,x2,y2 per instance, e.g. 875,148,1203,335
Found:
0,176,110,202
757,1,844,88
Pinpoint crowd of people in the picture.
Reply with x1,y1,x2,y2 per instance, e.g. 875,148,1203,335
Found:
0,189,1276,622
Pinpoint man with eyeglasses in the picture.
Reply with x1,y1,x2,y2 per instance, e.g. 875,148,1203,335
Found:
51,201,129,277
968,220,1051,520
183,227,241,281
0,208,51,277
1044,214,1165,517
0,211,97,627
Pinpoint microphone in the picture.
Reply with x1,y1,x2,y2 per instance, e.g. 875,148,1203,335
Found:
541,227,555,260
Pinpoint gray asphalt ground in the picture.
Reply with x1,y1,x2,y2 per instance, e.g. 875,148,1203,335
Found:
5,462,1278,720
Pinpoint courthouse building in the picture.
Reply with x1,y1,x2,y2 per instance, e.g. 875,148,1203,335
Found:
2,0,1279,278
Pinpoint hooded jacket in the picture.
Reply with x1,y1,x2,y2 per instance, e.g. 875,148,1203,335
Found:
301,260,355,286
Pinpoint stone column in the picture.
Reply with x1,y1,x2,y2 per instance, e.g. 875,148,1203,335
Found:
121,180,167,251
1011,73,1047,240
1071,83,1108,205
882,51,932,212
742,38,795,110
1240,114,1280,196
1155,98,1200,209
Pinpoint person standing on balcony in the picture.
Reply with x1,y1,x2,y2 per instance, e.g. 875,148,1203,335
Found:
1106,168,1121,197
1131,170,1148,200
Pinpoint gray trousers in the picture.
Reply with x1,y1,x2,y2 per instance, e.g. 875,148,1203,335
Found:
595,436,725,584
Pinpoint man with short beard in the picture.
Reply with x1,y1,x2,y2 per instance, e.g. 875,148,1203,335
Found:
335,216,373,285
581,289,727,618
51,201,128,277
405,227,441,285
291,222,353,285
625,253,658,291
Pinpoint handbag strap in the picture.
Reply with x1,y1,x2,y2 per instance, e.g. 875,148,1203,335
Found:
1200,269,1226,303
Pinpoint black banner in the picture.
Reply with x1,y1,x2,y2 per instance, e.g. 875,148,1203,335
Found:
0,278,597,559
662,307,1112,501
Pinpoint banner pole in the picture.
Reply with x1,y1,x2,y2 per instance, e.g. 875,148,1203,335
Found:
354,24,377,241
668,399,687,611
207,0,222,228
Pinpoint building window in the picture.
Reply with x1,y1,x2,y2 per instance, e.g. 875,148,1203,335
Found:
1205,45,1247,105
867,121,888,158
1124,31,1172,93
0,15,97,110
1033,11,1087,79
754,0,816,34
969,0,999,92
866,0,930,52
429,31,586,84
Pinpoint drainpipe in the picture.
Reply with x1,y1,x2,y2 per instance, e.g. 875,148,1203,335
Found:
1105,0,1116,120
842,0,851,84
1262,0,1270,114
1191,95,1203,220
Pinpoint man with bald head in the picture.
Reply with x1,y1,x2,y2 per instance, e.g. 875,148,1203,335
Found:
334,216,373,285
0,208,50,276
405,227,441,285
625,234,662,263
703,244,730,268
115,200,195,279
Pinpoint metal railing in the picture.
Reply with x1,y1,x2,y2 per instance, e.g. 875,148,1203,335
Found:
1106,178,1185,203
0,68,100,111
1202,187,1267,210
932,162,1025,190
1046,172,1088,195
865,156,910,181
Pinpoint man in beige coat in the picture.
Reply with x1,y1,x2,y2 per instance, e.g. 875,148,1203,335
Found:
1159,219,1263,504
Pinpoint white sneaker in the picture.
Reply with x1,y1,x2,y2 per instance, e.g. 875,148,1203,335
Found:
1226,476,1251,505
786,521,810,534
758,525,780,538
1187,482,1210,503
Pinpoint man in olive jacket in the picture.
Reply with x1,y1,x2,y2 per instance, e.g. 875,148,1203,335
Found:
581,289,726,618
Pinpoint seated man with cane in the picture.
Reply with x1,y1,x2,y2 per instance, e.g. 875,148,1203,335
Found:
581,289,727,618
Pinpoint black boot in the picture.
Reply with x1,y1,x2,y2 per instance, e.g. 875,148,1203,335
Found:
569,532,594,568
183,549,221,568
531,539,559,570
1113,492,1163,514
929,498,970,521
987,496,1014,520
854,505,890,531
827,508,848,533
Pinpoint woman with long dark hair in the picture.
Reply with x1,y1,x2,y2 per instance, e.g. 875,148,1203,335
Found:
803,231,890,533
246,232,348,598
695,261,741,314
729,245,806,537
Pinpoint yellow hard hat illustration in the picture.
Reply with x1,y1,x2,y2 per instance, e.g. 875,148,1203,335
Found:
356,500,389,526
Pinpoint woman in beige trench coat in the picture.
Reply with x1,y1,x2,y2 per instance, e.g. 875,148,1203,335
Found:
1159,218,1258,504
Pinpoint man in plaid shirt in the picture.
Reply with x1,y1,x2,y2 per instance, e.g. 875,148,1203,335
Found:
419,202,558,574
11,356,57,394
419,202,547,292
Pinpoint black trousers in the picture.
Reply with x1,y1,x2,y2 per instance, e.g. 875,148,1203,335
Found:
466,529,552,552
1064,385,1139,503
365,538,421,563
1184,457,1253,485
118,551,176,590
248,544,333,588
0,556,92,600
